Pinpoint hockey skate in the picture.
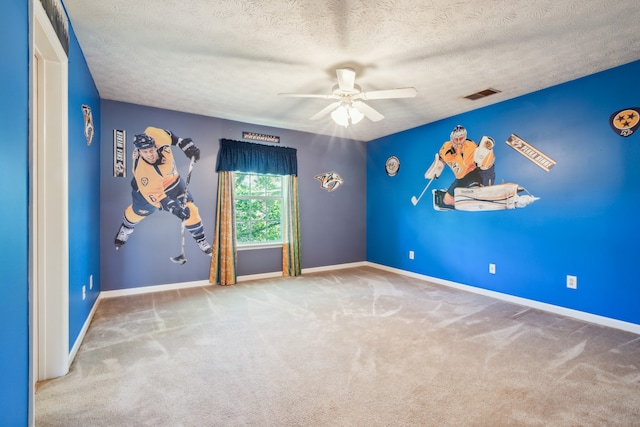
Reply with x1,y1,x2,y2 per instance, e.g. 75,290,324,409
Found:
114,223,134,249
432,189,455,211
196,238,213,256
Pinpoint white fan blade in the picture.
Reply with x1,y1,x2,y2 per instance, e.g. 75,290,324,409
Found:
278,92,338,99
310,101,341,120
357,87,417,100
353,101,384,122
336,68,356,92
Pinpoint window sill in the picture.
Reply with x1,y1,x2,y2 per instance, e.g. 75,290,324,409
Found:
237,242,283,251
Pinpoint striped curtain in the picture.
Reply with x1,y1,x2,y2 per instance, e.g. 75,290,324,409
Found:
209,171,237,286
282,175,301,276
213,139,300,283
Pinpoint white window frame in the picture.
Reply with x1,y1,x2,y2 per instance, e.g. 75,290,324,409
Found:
234,172,286,249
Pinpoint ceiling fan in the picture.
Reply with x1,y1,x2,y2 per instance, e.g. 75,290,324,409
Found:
278,68,418,127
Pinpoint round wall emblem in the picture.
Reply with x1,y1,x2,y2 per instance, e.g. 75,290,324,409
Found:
385,156,400,176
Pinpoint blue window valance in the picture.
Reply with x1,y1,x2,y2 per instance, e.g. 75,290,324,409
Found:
216,139,298,176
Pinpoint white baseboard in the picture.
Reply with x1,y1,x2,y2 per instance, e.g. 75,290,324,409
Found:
68,295,101,368
365,262,640,335
100,262,370,296
101,280,212,298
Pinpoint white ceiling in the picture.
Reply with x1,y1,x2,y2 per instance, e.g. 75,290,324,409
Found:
62,0,640,142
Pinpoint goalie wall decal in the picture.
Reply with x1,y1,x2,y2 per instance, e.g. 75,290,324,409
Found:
609,107,640,137
413,125,540,211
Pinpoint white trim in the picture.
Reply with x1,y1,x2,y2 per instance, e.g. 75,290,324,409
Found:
32,0,69,383
237,271,282,282
68,298,101,367
303,261,368,274
237,243,283,251
101,280,213,298
236,262,368,282
365,262,640,335
100,262,369,296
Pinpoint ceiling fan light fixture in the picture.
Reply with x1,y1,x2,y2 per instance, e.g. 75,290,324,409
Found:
348,107,364,124
331,105,350,127
331,104,364,127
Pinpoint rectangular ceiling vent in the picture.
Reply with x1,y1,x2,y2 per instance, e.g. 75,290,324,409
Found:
464,88,501,101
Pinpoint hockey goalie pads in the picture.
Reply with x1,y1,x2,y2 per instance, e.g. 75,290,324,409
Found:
474,136,495,170
454,183,538,211
424,153,445,179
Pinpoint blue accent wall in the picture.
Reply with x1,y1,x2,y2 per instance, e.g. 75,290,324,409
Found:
0,2,101,424
0,2,29,425
100,101,366,290
67,23,101,350
367,60,640,325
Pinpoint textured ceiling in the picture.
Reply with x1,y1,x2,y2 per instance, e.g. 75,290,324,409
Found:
62,0,640,142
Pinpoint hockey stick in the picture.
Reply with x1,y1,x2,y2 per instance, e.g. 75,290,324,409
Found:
411,176,435,206
170,157,196,265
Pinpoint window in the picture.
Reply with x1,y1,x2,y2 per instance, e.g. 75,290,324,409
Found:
234,172,285,246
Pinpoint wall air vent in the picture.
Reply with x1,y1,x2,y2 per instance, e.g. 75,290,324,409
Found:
464,88,501,101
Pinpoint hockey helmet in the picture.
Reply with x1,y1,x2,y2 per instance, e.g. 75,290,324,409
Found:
133,133,155,150
450,125,467,142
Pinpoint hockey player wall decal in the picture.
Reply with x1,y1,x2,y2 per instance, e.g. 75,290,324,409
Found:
113,127,213,262
415,125,539,211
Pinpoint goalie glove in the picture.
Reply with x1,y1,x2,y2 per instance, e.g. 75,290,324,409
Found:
177,137,200,162
474,136,495,170
424,153,445,179
160,197,191,220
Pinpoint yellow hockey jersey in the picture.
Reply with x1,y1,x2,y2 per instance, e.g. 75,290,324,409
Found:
132,127,179,207
439,139,478,179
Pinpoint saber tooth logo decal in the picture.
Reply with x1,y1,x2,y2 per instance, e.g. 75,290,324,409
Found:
141,177,149,187
314,171,344,192
609,107,640,137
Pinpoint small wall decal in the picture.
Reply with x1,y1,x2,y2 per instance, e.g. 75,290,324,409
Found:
609,107,639,137
315,171,344,192
505,134,556,172
82,104,94,146
113,129,126,177
385,156,400,176
242,131,280,144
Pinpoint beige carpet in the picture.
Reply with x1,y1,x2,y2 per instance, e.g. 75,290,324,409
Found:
36,267,640,426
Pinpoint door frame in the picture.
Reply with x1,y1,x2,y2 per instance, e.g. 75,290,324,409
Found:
30,0,70,391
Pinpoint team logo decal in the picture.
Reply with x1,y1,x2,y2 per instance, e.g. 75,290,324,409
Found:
385,156,400,176
314,171,344,192
82,104,94,145
609,107,640,137
141,177,149,187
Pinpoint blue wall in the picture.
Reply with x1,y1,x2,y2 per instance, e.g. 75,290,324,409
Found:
0,2,101,424
0,2,29,425
100,101,367,290
367,60,640,325
67,22,101,350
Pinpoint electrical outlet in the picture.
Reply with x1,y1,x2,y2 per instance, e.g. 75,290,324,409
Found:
489,263,496,274
566,275,577,289
82,285,87,300
89,274,93,290
409,251,414,260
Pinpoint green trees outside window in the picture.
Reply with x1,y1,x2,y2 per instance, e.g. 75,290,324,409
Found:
234,172,284,244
